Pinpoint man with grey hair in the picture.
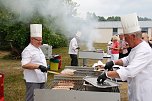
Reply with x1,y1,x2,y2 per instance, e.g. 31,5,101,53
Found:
97,13,152,101
21,24,48,101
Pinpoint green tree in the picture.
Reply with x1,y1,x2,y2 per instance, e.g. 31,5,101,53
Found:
0,0,77,54
107,16,116,21
114,16,121,21
98,16,106,21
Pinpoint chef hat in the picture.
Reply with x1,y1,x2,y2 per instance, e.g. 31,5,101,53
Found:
121,13,141,34
75,31,81,38
30,24,42,37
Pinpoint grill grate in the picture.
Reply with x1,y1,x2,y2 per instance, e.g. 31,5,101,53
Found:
65,66,101,76
74,70,101,76
47,67,119,92
49,79,85,91
46,74,119,92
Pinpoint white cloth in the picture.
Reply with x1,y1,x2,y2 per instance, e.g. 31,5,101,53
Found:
116,41,152,101
21,43,47,83
68,37,79,55
107,41,112,55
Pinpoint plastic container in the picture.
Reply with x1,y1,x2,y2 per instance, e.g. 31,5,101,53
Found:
55,55,62,69
50,58,60,71
0,73,4,101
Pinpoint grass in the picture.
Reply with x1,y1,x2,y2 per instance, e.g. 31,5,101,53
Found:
0,43,128,101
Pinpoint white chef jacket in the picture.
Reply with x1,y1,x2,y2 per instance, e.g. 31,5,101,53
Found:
68,37,79,55
21,43,47,83
117,41,152,101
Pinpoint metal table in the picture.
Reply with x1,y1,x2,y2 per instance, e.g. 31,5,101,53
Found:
78,51,111,66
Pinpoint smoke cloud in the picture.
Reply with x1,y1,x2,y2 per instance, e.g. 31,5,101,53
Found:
1,0,102,50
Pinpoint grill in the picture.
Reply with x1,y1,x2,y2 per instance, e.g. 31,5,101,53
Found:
65,66,101,76
48,75,119,92
78,51,110,66
50,76,84,91
34,66,120,101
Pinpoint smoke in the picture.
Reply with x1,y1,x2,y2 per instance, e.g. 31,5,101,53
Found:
1,0,102,50
0,0,78,33
80,19,101,50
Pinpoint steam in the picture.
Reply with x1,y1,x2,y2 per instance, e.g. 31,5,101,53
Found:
0,0,78,34
1,0,102,50
80,20,99,50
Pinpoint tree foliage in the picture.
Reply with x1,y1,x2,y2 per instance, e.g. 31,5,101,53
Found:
98,16,106,21
107,16,120,21
97,15,151,21
0,0,78,52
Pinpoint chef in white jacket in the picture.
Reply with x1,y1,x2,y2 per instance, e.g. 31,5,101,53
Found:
21,24,48,101
97,13,152,101
68,31,81,66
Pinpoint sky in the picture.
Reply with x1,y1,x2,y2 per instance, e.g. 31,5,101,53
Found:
74,0,152,19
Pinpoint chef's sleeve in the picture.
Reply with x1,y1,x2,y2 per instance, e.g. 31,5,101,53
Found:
21,50,31,66
116,49,151,81
71,40,78,50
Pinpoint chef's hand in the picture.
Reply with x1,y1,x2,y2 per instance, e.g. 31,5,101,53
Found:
76,47,80,50
38,65,48,72
97,72,107,84
104,61,114,71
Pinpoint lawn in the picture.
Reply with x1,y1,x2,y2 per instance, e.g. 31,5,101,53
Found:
0,43,128,101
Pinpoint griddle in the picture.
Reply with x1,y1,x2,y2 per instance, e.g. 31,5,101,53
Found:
83,76,119,88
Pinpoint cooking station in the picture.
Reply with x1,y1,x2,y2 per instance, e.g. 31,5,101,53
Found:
34,66,120,101
78,50,111,66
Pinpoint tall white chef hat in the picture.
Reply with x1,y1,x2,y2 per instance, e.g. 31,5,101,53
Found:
30,24,42,37
75,31,81,38
121,13,141,34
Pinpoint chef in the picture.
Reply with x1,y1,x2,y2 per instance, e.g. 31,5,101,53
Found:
68,31,81,66
21,24,48,101
97,13,152,101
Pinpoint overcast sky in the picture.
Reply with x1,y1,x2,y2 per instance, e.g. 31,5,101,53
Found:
74,0,152,19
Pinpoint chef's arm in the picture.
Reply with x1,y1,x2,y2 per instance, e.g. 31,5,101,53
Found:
113,59,123,66
107,71,120,78
22,63,39,70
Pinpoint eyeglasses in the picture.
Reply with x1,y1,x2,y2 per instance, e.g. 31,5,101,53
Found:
33,38,42,41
